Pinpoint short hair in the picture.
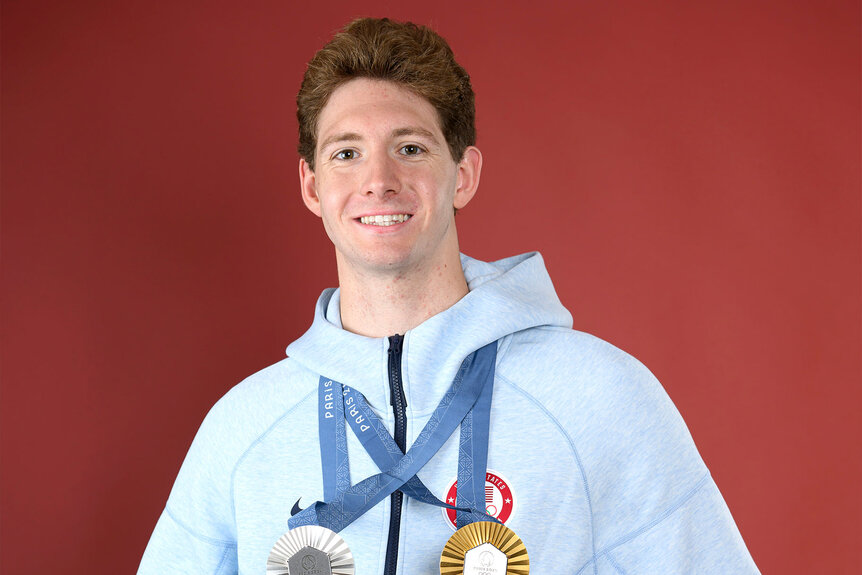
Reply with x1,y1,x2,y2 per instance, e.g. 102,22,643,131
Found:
297,18,475,170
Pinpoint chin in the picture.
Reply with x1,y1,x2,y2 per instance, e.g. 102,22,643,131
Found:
339,246,415,273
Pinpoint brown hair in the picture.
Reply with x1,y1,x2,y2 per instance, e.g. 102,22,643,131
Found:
297,18,475,170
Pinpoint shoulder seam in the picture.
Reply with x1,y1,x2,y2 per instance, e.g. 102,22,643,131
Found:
165,506,237,549
496,372,598,574
228,386,318,525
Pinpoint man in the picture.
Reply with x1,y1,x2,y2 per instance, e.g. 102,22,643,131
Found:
139,18,759,574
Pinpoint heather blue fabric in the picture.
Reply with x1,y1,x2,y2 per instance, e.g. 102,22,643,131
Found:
138,252,759,574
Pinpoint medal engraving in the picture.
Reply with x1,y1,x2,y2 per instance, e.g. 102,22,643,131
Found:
463,542,507,574
288,546,332,575
267,525,354,575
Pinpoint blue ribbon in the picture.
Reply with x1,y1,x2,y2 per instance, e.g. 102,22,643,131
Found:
341,384,468,511
318,378,350,501
289,341,498,532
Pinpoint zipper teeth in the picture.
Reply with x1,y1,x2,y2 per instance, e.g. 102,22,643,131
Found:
384,335,406,575
386,492,403,574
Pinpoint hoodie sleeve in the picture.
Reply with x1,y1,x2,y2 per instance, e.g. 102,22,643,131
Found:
138,507,238,574
137,389,244,575
594,474,759,573
506,329,760,574
572,343,760,574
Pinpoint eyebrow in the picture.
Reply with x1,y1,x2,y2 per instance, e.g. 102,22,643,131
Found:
319,132,363,152
318,127,441,152
390,127,439,143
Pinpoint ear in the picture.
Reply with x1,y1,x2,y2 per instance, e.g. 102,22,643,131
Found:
299,158,322,217
453,146,482,210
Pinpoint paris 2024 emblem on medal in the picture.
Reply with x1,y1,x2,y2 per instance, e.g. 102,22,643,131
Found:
440,521,529,575
267,525,354,575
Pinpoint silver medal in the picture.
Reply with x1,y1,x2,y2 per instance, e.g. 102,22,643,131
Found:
267,525,355,575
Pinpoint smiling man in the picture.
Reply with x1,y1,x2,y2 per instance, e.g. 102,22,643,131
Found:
300,77,481,337
139,18,759,575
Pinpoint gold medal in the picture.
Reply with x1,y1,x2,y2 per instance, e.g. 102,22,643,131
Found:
440,521,529,575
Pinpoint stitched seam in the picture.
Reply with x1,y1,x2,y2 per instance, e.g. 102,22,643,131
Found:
214,545,233,575
606,551,629,575
165,506,237,548
496,373,598,573
229,387,318,525
466,270,504,286
596,472,712,559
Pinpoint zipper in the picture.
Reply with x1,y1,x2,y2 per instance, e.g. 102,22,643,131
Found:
383,334,406,575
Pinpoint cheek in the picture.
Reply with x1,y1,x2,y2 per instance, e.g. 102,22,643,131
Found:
425,170,459,207
316,175,351,213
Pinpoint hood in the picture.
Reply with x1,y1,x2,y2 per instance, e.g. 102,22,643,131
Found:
285,252,572,415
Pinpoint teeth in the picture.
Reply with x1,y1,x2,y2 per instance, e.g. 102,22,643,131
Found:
360,214,411,226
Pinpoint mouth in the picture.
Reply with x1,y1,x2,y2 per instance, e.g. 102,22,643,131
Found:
358,214,412,227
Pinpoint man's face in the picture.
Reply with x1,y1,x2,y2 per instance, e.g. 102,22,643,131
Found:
300,78,480,278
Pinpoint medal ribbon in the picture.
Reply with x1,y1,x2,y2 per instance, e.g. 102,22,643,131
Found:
318,378,351,501
341,384,467,511
455,360,495,527
339,379,496,526
289,341,498,532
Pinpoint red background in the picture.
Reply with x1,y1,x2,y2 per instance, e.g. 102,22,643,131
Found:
2,1,860,573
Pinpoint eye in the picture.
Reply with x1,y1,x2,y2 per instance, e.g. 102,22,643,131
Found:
334,149,357,160
400,144,424,156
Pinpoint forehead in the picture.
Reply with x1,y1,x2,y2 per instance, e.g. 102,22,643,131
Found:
316,78,443,141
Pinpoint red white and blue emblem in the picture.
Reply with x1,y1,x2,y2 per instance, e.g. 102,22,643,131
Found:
442,470,516,531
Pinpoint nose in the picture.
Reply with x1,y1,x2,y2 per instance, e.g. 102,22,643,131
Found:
363,152,400,198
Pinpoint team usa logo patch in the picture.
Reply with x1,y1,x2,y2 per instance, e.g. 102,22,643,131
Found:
442,470,516,531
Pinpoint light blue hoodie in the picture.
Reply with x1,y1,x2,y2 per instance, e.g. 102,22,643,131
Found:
139,252,759,574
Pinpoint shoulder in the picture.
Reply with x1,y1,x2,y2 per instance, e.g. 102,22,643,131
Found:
495,331,757,571
164,357,319,536
193,357,318,457
497,325,707,483
498,326,668,412
498,326,718,552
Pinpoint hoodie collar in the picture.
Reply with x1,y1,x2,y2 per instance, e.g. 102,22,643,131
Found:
285,252,572,415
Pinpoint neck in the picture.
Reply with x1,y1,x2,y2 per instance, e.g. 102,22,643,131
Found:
337,252,469,338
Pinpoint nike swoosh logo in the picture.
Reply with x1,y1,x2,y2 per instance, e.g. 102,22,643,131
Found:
290,497,303,516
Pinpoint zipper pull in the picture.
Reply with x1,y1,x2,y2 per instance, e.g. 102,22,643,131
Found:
388,334,405,408
388,334,403,356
